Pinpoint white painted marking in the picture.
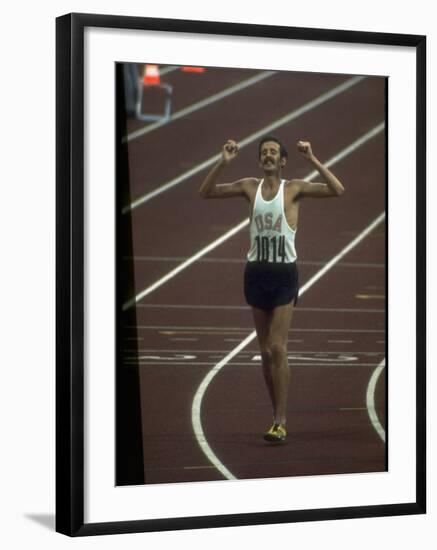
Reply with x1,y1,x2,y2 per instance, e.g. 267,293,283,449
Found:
299,353,359,361
125,361,382,368
192,212,385,479
251,353,357,362
123,76,365,212
135,303,384,313
133,325,385,333
298,214,386,296
191,333,257,481
124,349,384,355
124,256,246,263
125,71,275,142
125,256,384,269
123,121,384,310
135,354,196,361
159,65,179,76
124,352,383,357
122,219,249,310
167,331,247,336
138,303,251,310
366,359,386,442
327,340,354,344
303,122,385,182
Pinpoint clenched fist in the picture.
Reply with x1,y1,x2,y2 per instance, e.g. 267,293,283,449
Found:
222,139,239,164
297,140,314,159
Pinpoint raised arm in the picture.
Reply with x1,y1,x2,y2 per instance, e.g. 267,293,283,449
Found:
199,139,251,199
293,141,345,199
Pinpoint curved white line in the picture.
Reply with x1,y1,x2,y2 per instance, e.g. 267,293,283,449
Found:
191,333,256,480
192,213,385,479
366,359,386,442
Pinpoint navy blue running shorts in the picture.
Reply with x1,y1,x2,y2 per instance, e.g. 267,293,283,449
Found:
244,261,299,311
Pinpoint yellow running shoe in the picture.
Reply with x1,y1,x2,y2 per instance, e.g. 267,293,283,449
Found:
263,423,286,442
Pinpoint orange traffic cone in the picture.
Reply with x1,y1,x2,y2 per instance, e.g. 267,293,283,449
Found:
181,66,206,73
143,64,160,85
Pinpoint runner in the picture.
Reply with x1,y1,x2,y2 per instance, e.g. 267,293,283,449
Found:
199,136,345,442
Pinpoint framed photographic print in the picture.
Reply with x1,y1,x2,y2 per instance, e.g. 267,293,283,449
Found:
56,13,426,536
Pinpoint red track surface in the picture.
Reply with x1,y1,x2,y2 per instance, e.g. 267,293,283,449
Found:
120,65,386,484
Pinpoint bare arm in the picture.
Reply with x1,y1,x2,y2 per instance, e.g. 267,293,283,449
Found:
199,140,251,199
294,141,345,199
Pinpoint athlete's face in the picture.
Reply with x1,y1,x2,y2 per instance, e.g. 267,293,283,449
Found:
259,141,287,173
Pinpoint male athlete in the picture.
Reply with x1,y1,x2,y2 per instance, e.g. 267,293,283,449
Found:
199,136,344,442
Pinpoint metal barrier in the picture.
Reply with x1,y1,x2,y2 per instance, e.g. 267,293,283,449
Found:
135,65,173,122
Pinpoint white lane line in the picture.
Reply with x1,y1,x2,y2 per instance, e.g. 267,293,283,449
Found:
303,122,384,182
126,362,382,367
125,256,384,269
122,219,248,310
191,212,385,479
159,65,179,76
122,121,385,310
135,303,384,313
366,358,386,442
132,326,385,333
123,76,365,213
253,354,358,363
298,213,385,296
125,70,275,142
124,349,385,355
191,333,256,480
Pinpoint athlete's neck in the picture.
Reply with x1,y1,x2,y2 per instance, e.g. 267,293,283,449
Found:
262,173,282,188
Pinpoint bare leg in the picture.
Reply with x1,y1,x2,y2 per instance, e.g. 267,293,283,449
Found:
251,307,275,413
252,303,294,426
267,303,294,426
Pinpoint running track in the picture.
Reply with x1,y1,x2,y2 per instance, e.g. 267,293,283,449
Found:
119,65,386,484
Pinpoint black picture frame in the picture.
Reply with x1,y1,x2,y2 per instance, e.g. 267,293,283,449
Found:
56,12,426,537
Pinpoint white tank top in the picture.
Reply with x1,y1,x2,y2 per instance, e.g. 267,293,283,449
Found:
247,179,297,263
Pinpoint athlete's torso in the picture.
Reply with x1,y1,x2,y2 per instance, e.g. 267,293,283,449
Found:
247,179,298,263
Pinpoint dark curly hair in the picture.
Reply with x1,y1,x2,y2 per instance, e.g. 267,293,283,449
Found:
258,135,288,159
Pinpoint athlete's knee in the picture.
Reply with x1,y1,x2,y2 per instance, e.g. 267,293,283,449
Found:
270,341,287,362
